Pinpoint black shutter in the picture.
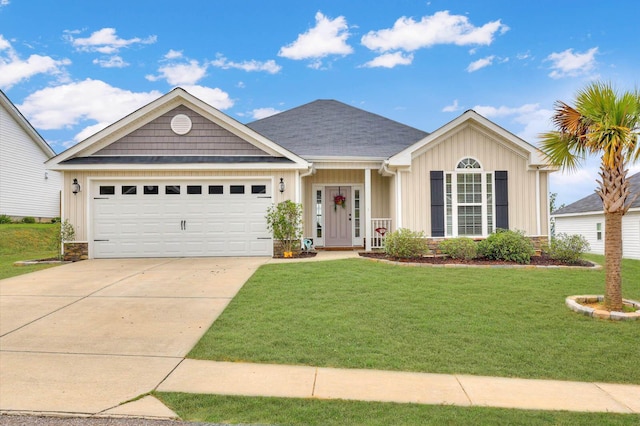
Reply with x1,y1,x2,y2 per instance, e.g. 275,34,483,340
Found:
430,171,445,237
495,171,509,230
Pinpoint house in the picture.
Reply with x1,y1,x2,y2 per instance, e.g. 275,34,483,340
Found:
45,88,554,259
0,90,62,221
552,172,640,260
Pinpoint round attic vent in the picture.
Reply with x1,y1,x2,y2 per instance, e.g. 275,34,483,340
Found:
170,114,192,135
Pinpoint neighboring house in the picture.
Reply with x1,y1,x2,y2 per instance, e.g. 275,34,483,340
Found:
553,172,640,260
46,88,554,259
0,90,62,221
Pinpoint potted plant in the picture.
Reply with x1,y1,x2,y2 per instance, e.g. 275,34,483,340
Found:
266,200,303,258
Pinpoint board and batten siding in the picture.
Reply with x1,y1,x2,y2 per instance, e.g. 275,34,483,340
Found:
0,103,61,218
555,210,640,260
63,169,297,241
400,123,548,237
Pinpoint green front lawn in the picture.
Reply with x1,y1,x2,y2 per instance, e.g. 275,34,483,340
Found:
0,224,59,280
189,256,640,384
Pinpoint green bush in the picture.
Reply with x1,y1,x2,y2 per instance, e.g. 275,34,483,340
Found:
51,217,61,224
439,237,478,260
384,228,428,259
477,229,534,264
0,214,13,224
266,200,303,255
545,233,590,263
21,216,36,224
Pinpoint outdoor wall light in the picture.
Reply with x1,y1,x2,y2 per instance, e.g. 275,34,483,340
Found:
71,178,81,194
279,177,285,193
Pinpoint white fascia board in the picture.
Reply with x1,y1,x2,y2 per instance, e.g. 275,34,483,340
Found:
46,88,309,168
49,162,308,172
552,206,640,219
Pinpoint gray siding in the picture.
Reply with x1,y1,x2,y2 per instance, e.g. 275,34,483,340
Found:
96,105,268,156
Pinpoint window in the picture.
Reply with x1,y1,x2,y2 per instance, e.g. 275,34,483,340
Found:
122,185,136,195
315,189,323,238
165,185,180,195
251,185,266,194
144,185,159,195
445,158,494,237
99,186,115,195
187,185,202,194
596,223,602,241
208,185,223,195
354,189,361,238
230,185,245,194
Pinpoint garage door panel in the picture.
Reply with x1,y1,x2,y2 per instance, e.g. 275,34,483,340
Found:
92,180,272,258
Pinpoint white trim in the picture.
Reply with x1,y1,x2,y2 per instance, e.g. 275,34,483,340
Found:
536,169,541,235
396,170,403,229
364,169,372,251
445,170,495,238
48,162,307,172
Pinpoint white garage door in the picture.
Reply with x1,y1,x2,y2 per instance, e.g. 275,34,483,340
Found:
92,180,273,258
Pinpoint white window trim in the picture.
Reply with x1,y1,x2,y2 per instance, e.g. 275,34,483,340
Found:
445,159,495,238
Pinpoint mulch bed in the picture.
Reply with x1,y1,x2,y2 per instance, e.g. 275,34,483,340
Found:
359,252,595,267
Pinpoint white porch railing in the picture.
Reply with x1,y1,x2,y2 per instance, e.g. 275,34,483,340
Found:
371,218,392,249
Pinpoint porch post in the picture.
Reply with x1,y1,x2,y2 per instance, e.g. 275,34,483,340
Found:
365,168,372,251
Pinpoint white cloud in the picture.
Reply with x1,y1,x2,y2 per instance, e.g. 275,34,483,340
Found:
146,59,207,85
251,107,281,120
211,54,281,74
466,55,495,72
278,11,353,64
66,27,156,54
181,85,233,110
361,11,508,52
442,99,460,112
164,49,183,59
18,79,162,132
92,55,128,68
0,1,9,7
472,103,553,143
545,47,598,79
473,103,540,118
0,35,70,89
361,52,413,68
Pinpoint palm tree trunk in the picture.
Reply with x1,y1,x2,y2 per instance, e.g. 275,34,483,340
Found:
604,210,623,311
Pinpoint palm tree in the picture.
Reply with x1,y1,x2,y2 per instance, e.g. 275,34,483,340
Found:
540,82,640,311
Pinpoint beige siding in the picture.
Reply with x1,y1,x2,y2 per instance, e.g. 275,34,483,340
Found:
300,169,391,237
63,169,297,241
402,124,544,236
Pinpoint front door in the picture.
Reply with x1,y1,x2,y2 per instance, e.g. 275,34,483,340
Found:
324,186,351,246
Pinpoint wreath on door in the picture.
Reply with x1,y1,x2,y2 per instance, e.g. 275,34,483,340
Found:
333,194,346,211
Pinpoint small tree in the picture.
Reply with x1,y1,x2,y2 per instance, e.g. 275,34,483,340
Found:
51,219,75,260
266,200,303,256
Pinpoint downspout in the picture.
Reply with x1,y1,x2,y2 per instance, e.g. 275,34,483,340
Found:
536,168,541,235
380,161,401,229
296,164,315,204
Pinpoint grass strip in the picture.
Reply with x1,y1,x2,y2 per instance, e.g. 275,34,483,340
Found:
155,392,640,426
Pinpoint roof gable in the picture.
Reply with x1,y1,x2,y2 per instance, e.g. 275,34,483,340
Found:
553,172,640,215
0,89,55,158
247,100,428,160
47,88,308,169
387,110,551,168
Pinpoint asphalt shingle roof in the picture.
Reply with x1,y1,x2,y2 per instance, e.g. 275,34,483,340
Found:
553,172,640,215
246,99,429,159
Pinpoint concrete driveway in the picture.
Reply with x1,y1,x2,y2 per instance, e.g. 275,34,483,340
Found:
0,257,267,416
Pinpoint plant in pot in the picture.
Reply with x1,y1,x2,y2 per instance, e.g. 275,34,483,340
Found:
266,200,303,258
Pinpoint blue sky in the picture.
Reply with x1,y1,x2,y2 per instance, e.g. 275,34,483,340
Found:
1,0,638,206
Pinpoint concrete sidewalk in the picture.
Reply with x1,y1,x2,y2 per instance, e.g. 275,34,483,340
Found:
154,360,640,414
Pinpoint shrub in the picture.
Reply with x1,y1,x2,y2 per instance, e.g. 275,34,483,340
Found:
384,228,428,259
266,200,303,255
21,216,36,224
51,217,61,224
0,214,13,224
545,233,590,263
439,237,478,260
477,229,534,264
49,219,76,260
